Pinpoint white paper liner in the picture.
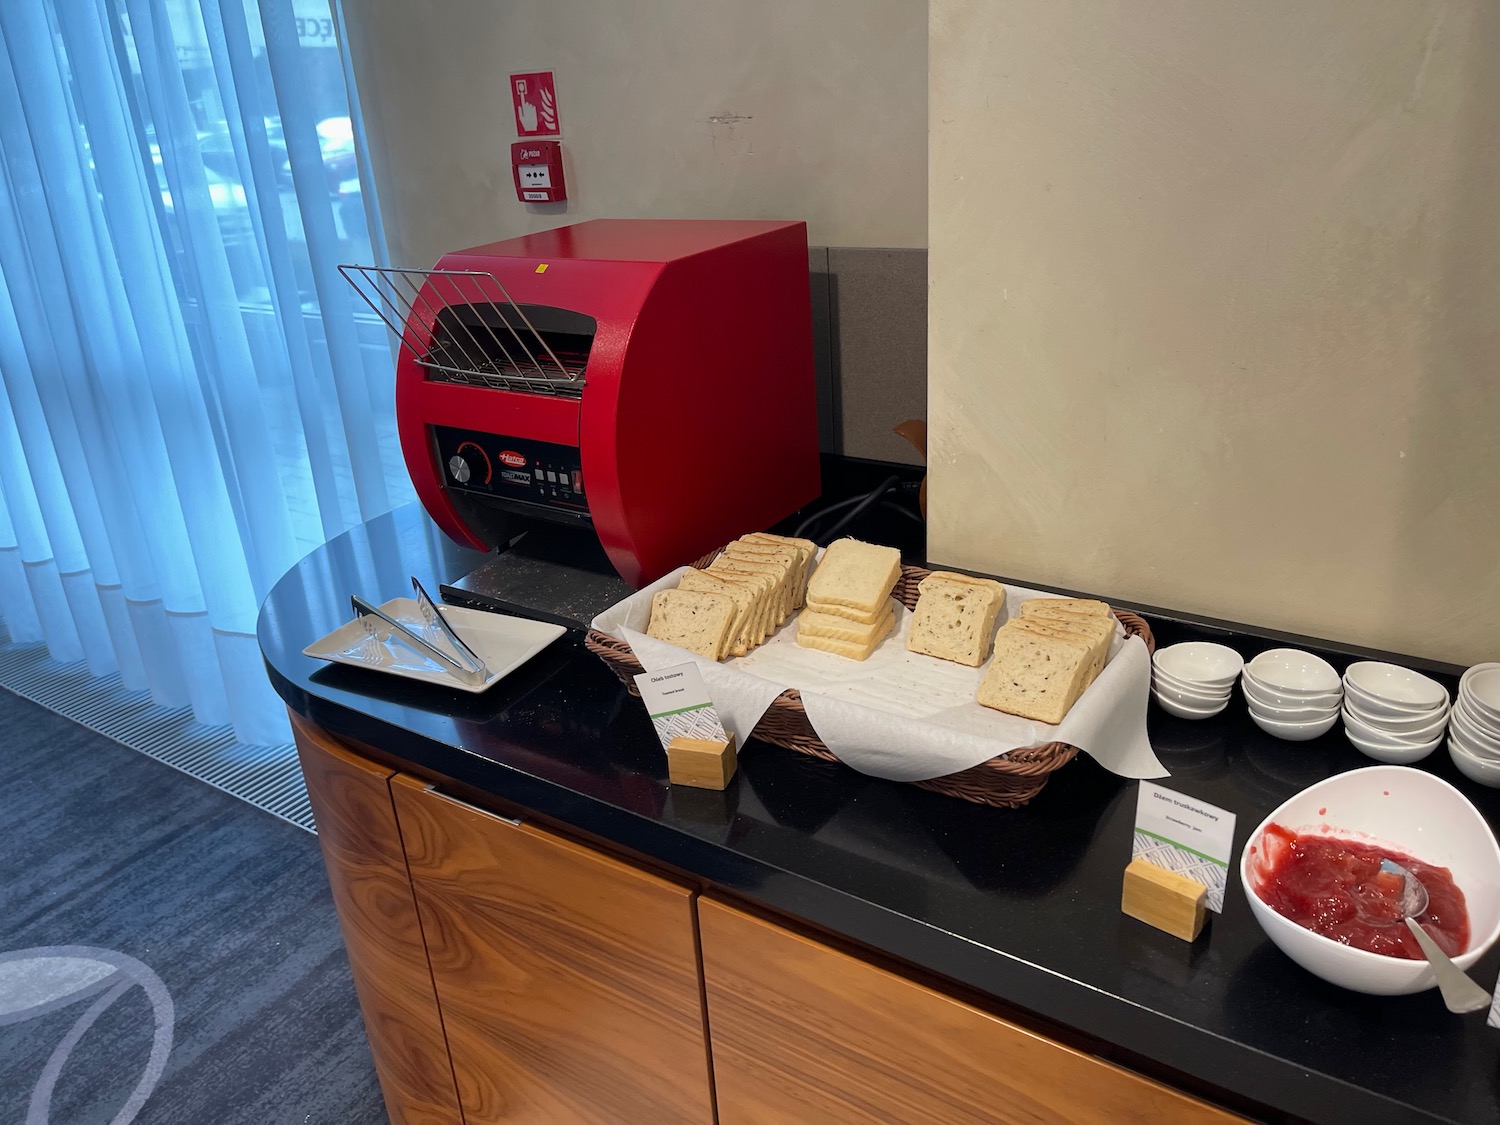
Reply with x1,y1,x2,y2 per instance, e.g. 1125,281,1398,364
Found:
592,565,1168,784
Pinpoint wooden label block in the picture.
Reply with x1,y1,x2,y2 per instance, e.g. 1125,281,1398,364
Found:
1121,858,1207,942
667,734,738,790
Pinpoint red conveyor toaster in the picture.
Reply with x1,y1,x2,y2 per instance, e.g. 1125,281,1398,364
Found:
342,219,821,587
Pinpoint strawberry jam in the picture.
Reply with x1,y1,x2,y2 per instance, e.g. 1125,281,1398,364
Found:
1250,823,1470,959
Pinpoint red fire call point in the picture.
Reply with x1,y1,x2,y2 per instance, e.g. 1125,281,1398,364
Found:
511,140,566,203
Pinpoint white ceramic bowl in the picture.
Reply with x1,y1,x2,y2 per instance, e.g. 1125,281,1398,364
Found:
1153,642,1244,689
1340,706,1438,748
1248,707,1338,741
1342,679,1442,719
1344,696,1449,738
1452,723,1500,764
1343,723,1441,764
1246,694,1341,722
1342,661,1448,711
1463,666,1500,728
1451,702,1500,757
1240,765,1500,994
1341,702,1449,743
1456,693,1500,740
1451,738,1500,787
1153,690,1227,720
1152,668,1231,704
1241,674,1342,714
1246,649,1341,696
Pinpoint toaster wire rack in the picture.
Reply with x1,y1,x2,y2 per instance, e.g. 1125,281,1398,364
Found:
339,264,586,397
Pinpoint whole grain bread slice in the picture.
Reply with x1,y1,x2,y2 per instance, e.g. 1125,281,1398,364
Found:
977,626,1093,724
647,588,735,661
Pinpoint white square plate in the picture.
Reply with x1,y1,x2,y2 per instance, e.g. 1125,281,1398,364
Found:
303,598,566,693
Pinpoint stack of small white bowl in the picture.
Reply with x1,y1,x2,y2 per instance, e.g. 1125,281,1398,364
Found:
1341,661,1449,764
1242,649,1342,740
1151,642,1244,719
1449,663,1500,786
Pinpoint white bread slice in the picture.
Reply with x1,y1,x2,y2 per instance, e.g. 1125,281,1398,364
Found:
804,597,890,624
797,606,894,646
795,610,895,661
805,538,901,612
906,574,1006,666
679,570,756,657
647,589,735,661
1019,598,1111,620
977,627,1093,724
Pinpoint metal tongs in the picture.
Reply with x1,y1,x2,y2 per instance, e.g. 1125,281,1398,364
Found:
349,579,489,686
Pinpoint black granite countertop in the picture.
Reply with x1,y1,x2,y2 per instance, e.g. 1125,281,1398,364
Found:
259,502,1500,1125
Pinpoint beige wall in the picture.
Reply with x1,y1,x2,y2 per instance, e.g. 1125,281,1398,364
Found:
929,1,1500,665
343,0,927,268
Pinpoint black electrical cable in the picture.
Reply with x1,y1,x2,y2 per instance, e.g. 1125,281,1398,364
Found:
880,499,923,525
794,474,902,544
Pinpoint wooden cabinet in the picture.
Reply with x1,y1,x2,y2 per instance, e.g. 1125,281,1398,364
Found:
390,775,715,1125
697,895,1246,1125
291,714,463,1125
296,718,1244,1125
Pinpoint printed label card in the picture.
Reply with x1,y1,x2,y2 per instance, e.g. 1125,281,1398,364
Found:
1133,782,1238,913
633,663,729,751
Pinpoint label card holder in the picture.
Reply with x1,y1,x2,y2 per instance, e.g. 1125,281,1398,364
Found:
1132,782,1238,914
633,662,730,751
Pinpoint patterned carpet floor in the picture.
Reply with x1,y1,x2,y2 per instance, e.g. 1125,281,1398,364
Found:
0,690,387,1124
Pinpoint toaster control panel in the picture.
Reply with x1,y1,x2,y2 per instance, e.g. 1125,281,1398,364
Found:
433,426,588,519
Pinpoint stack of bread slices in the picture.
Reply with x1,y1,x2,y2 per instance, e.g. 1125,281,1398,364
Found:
976,598,1116,724
795,538,902,661
647,532,817,660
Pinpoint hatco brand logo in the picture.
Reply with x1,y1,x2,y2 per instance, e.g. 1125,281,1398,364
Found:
499,450,527,468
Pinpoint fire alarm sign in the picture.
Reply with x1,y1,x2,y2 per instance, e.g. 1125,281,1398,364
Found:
511,71,560,137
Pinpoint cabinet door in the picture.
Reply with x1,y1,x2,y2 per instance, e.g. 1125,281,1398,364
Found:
698,895,1247,1125
391,775,714,1125
291,714,463,1125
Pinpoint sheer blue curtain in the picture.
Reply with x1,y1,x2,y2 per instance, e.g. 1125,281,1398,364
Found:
0,0,410,744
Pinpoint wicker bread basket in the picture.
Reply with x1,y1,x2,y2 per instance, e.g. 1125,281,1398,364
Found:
586,557,1154,808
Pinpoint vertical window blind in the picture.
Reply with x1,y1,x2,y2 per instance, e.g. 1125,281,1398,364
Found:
0,0,409,744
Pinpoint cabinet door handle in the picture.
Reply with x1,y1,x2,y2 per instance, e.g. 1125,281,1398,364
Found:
424,783,523,826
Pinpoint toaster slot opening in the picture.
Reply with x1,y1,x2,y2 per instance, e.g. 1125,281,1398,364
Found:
428,303,594,394
338,264,593,397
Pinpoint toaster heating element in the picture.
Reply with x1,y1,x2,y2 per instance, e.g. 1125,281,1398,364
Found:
342,219,821,588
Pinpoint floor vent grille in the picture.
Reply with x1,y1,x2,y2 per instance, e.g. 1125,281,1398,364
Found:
0,632,313,833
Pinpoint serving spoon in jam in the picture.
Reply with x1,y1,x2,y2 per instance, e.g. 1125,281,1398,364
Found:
1380,858,1492,1013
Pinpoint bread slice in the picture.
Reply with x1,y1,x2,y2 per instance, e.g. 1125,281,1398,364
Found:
744,533,817,607
705,567,775,647
804,597,890,624
907,573,1006,666
1008,618,1109,683
805,538,901,612
977,627,1094,724
679,570,756,657
797,606,894,646
723,543,798,619
795,610,895,661
1019,597,1111,620
714,553,792,624
647,589,735,661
